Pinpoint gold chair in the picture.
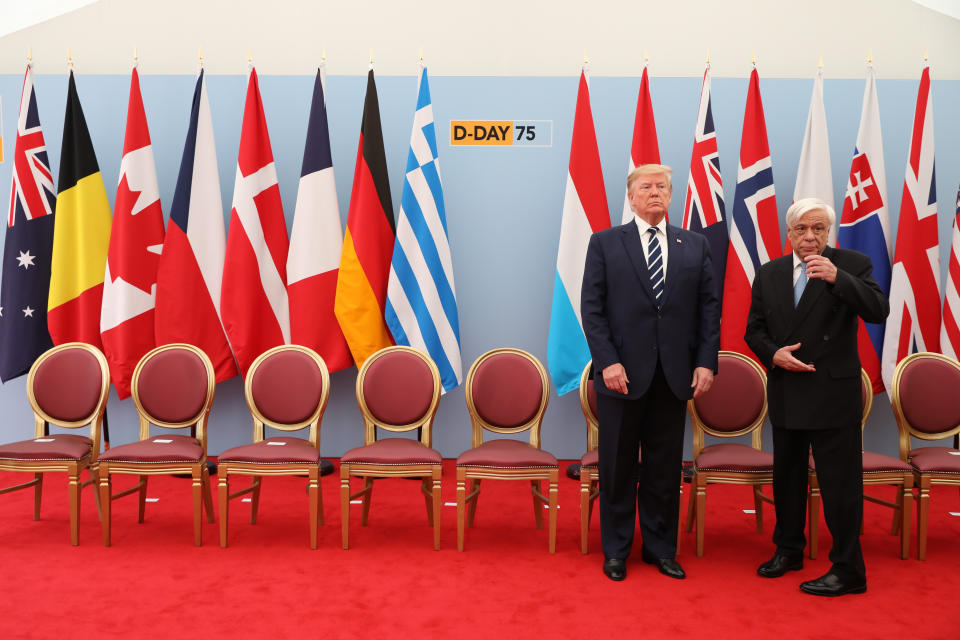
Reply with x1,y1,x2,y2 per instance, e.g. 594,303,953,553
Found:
98,343,216,546
577,361,599,555
339,346,443,550
0,343,109,545
685,350,771,557
808,368,912,560
891,352,960,560
456,348,558,553
218,345,331,549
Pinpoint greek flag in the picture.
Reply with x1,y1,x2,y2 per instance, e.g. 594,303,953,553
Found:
385,64,462,392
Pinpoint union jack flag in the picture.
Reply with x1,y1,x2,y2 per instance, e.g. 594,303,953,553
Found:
682,66,727,299
0,65,56,381
721,67,779,360
940,185,960,361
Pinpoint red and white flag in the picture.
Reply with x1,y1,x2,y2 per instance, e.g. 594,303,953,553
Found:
941,186,960,360
620,65,660,223
881,66,941,390
287,64,352,372
221,68,290,376
100,67,165,398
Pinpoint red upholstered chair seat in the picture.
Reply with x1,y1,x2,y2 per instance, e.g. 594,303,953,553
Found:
341,438,442,465
580,449,598,469
695,443,773,473
909,447,960,474
0,434,92,461
219,437,322,465
99,435,202,463
808,450,913,473
457,439,558,468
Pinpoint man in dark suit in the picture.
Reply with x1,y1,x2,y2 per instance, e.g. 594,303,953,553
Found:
745,198,889,597
581,164,720,582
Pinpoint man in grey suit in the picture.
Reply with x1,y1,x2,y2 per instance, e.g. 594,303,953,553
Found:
745,198,889,596
581,164,721,581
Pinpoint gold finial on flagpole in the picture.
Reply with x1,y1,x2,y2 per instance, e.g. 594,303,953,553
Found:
751,50,757,67
419,46,424,63
644,48,649,64
27,47,33,64
705,49,710,67
247,48,254,70
67,47,74,71
321,47,326,63
923,47,929,62
818,55,823,70
134,46,139,69
198,46,204,68
370,49,374,64
867,49,873,64
583,49,589,64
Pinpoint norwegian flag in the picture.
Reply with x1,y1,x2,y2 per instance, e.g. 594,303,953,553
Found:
0,65,55,381
619,66,660,223
287,65,352,372
881,66,941,390
100,68,165,398
681,66,728,299
943,185,960,361
721,68,780,360
221,68,291,376
837,65,892,393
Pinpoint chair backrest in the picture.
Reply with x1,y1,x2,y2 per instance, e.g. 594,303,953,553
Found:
245,345,330,448
27,343,110,457
465,348,550,449
688,350,768,458
579,360,598,452
131,344,216,449
356,346,441,447
891,352,960,458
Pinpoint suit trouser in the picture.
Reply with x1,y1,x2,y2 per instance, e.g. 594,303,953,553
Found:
597,364,686,560
771,425,866,580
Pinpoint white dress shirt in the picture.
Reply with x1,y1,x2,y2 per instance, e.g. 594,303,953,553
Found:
634,216,669,280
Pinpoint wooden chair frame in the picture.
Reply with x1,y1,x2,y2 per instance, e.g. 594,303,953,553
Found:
219,345,331,549
684,351,771,557
578,362,599,555
98,344,216,546
891,352,960,560
808,368,912,560
0,343,109,545
457,348,558,553
340,346,443,550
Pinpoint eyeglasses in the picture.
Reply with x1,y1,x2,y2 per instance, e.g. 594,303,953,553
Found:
791,224,828,236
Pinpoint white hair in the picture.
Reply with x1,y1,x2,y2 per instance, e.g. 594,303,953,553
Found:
786,197,836,228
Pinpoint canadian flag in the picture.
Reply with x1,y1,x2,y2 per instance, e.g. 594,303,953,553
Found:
100,67,165,398
221,68,290,376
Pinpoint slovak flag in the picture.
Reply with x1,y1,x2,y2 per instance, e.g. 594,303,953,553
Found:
100,67,166,399
837,65,892,394
881,66,941,391
620,65,660,224
547,68,610,395
155,69,237,382
221,67,291,376
681,65,728,299
287,64,352,372
942,185,960,361
721,68,779,360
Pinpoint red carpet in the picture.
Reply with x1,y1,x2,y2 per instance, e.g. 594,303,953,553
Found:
0,460,957,639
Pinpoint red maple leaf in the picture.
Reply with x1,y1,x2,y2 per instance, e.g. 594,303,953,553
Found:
108,174,164,293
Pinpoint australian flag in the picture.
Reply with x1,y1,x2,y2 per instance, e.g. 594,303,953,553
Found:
0,66,55,382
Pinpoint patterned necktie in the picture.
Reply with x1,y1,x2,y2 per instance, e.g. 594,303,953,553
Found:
647,227,664,306
794,262,807,307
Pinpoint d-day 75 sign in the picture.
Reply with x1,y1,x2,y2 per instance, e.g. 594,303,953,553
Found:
449,120,552,147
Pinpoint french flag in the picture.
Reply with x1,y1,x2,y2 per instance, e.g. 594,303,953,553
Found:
547,68,610,395
155,70,238,382
287,65,352,372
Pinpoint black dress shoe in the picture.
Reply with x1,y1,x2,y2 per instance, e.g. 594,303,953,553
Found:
757,552,804,578
640,548,686,579
603,558,627,581
800,571,867,597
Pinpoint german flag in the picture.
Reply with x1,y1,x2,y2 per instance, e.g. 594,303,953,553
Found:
47,71,112,348
334,69,395,365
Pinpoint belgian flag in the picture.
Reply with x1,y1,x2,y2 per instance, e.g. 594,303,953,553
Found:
47,71,112,348
333,69,396,365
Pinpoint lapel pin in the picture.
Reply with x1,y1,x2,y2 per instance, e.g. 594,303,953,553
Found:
676,238,681,244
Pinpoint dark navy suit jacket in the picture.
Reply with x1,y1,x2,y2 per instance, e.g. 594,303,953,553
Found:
580,221,721,401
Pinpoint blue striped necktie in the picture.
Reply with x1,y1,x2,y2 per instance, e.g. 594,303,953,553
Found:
646,227,664,306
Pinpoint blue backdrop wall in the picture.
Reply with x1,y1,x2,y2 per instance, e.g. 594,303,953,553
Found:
1,70,958,460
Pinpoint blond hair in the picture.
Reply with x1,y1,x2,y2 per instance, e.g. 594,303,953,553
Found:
627,164,673,193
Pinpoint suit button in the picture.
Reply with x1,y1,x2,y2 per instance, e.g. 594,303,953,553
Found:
823,335,830,341
653,345,658,351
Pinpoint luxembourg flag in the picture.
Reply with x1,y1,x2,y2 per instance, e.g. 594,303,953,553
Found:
721,67,780,360
881,65,941,391
942,186,960,361
620,65,660,223
287,64,352,372
837,64,892,394
547,68,610,395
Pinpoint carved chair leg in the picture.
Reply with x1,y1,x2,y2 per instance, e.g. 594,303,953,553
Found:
695,476,706,557
900,478,913,561
917,476,930,561
91,466,102,522
192,467,203,546
218,471,229,548
685,471,697,533
547,473,558,554
33,472,43,521
422,478,434,526
360,477,374,526
99,468,112,547
531,480,544,530
202,464,215,523
137,475,148,524
456,469,466,552
316,467,325,527
753,486,763,532
340,467,351,550
431,467,442,551
580,477,590,555
68,469,80,546
467,478,480,528
308,468,320,550
250,477,262,524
